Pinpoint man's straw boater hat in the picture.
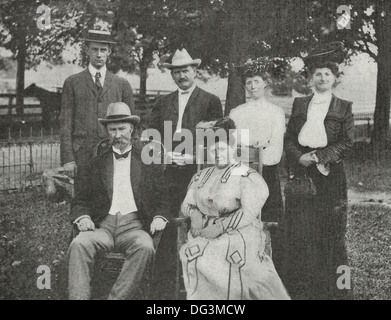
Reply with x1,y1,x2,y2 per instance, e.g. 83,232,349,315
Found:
98,102,140,125
161,48,201,69
80,30,117,44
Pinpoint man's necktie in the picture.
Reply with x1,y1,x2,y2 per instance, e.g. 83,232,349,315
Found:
113,150,131,160
95,72,102,92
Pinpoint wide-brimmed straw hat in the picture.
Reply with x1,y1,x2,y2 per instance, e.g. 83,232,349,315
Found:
80,30,117,45
161,48,201,69
98,102,140,125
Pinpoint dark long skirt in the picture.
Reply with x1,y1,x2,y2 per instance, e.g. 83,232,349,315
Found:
283,162,351,300
152,165,196,300
254,164,285,274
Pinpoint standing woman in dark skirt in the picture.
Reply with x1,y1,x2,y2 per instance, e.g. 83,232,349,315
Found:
283,42,354,300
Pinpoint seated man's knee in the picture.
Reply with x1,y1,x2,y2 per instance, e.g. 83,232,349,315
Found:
127,232,155,257
69,232,95,252
140,236,155,255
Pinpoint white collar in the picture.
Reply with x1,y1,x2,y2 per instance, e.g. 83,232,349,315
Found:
88,64,107,79
178,84,196,96
112,144,132,155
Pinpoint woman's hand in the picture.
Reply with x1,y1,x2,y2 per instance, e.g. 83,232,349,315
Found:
299,151,317,167
190,210,204,237
199,223,223,239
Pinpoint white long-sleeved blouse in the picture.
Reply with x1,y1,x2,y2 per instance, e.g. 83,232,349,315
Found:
229,98,286,166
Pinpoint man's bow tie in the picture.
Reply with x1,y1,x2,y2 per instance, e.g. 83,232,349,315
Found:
113,150,131,160
181,91,190,95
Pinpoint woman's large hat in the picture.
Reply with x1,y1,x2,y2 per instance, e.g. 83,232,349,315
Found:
303,41,345,65
98,102,140,125
80,30,117,44
161,48,201,69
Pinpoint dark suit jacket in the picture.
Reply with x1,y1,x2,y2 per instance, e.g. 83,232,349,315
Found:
60,69,135,166
285,94,354,173
70,145,169,229
149,86,223,149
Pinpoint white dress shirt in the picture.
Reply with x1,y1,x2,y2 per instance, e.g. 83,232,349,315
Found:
108,145,138,215
88,64,107,87
176,85,196,133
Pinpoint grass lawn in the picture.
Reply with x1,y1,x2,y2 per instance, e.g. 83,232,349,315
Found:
345,142,391,193
0,188,70,300
347,204,391,299
346,159,391,193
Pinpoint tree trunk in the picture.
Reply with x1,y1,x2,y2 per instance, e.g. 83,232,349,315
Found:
139,58,148,104
372,1,391,162
16,27,27,117
224,1,254,115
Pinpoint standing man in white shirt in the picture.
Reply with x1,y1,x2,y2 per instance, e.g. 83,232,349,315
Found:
60,30,135,179
68,102,167,300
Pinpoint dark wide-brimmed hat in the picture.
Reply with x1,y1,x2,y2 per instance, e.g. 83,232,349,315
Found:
161,48,201,69
98,102,140,125
80,30,117,45
303,41,345,66
300,41,345,77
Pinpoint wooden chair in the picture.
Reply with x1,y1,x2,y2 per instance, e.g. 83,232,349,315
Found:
173,146,278,299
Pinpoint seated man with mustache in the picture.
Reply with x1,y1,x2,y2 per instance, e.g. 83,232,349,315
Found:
68,102,167,300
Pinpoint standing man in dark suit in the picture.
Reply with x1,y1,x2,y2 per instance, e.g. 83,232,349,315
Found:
68,102,168,300
60,30,135,178
148,48,223,298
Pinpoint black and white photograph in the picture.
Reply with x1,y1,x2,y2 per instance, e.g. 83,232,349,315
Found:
0,0,390,303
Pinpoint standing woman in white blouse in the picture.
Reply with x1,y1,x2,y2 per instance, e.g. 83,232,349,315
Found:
229,59,286,274
283,43,354,300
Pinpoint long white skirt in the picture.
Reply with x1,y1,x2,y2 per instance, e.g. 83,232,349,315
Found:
180,221,290,300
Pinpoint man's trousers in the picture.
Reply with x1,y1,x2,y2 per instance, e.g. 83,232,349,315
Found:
68,213,155,300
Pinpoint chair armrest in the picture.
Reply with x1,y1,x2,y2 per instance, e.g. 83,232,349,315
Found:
169,216,191,227
263,222,278,231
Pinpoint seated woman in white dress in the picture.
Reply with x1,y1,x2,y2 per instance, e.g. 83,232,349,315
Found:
179,118,289,300
229,59,286,271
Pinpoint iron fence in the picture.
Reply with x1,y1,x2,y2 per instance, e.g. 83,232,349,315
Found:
0,139,60,191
